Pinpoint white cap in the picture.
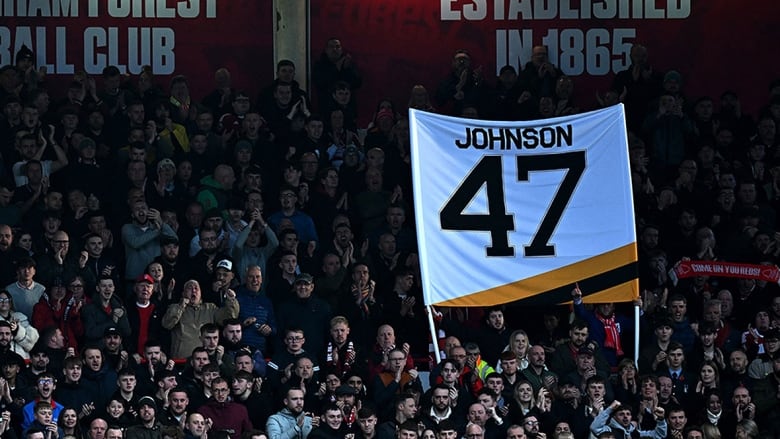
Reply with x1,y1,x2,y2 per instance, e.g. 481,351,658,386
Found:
216,259,233,271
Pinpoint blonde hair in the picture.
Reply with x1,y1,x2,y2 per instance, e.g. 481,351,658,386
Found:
330,316,349,328
702,423,722,439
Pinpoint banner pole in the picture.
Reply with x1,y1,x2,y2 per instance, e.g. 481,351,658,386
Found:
634,304,640,368
427,305,442,364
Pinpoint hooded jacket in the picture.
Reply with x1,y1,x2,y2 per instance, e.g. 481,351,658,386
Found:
589,406,667,439
266,408,313,439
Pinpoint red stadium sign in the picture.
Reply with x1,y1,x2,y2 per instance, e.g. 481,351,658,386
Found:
310,0,780,120
2,1,778,119
1,0,273,99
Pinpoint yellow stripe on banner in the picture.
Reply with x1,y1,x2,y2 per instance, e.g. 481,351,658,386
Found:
578,279,639,304
433,243,638,307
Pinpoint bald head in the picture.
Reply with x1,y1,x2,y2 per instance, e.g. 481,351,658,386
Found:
215,165,235,189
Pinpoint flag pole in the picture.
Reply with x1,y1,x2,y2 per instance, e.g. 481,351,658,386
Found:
427,305,442,364
634,303,640,368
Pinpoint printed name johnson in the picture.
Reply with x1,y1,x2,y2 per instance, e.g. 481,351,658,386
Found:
455,124,573,150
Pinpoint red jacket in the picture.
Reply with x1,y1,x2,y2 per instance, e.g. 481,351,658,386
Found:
31,293,85,350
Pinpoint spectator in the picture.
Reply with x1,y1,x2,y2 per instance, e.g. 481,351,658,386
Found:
312,38,362,115
235,265,276,354
160,387,189,427
276,273,331,353
231,370,274,430
267,327,318,391
232,211,279,288
196,165,235,213
81,346,118,410
122,201,177,286
371,349,421,420
0,290,38,358
21,372,63,431
126,274,167,356
81,276,131,346
572,286,632,367
54,356,92,416
435,50,485,116
268,186,319,245
590,401,666,439
125,396,164,439
196,377,252,437
266,388,313,439
519,345,554,394
548,319,609,377
12,133,68,188
31,278,83,353
309,403,348,439
161,279,239,359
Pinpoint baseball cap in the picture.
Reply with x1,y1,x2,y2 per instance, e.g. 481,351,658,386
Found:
137,396,157,411
216,259,233,272
77,138,96,150
156,158,176,172
294,273,314,284
335,384,358,396
136,274,155,284
577,346,595,356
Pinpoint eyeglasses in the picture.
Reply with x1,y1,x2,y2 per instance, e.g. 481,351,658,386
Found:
38,378,54,385
285,336,304,342
524,421,539,426
0,298,10,303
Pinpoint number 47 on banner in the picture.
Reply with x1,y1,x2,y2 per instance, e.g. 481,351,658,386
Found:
440,151,585,258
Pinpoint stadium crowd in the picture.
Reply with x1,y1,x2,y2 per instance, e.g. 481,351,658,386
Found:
0,36,779,439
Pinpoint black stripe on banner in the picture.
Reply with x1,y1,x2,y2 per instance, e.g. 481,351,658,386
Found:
512,262,639,306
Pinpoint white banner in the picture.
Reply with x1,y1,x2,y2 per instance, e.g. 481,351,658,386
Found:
410,105,639,307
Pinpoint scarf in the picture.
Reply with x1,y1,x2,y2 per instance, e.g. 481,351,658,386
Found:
170,96,190,114
326,341,355,376
706,409,721,425
597,313,623,356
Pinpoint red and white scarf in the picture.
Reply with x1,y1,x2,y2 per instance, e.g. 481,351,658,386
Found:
597,313,623,356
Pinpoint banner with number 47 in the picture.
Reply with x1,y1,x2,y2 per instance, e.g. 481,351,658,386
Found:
410,105,639,307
